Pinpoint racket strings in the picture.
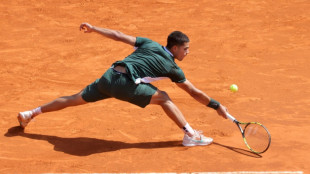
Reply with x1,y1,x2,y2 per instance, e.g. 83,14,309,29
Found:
244,123,270,153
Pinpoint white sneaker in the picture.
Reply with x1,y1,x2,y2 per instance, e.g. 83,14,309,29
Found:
182,130,213,147
17,111,33,128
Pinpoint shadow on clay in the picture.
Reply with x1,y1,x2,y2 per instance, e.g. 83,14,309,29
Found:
5,126,261,158
213,142,262,158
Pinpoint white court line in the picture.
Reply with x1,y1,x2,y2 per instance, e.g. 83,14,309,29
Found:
190,172,304,174
44,172,304,174
189,172,304,174
148,173,306,174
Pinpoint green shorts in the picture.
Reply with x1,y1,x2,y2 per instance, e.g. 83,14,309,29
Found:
82,68,157,108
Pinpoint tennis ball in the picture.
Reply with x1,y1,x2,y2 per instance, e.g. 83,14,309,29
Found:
230,84,238,92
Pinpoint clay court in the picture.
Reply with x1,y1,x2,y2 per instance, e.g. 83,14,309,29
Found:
1,0,309,173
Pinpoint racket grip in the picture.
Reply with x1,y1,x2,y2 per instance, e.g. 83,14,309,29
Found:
226,113,236,122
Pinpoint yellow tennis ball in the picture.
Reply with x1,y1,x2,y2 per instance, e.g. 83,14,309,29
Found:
230,84,238,92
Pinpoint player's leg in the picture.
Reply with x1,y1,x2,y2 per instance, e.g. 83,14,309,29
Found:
18,78,111,128
17,90,87,128
40,90,87,113
149,89,213,146
149,90,187,129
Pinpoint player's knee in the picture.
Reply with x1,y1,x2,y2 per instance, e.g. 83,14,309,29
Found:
157,90,171,105
64,92,86,106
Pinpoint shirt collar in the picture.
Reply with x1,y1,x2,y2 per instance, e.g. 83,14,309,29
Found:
163,47,174,57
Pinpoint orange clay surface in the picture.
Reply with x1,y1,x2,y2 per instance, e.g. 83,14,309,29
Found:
1,0,310,173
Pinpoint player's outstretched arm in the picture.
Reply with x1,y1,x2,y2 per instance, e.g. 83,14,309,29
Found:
79,22,136,46
176,79,228,119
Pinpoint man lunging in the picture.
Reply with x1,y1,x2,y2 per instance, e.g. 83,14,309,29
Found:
18,23,228,147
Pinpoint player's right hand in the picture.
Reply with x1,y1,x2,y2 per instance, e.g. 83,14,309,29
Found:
80,23,94,33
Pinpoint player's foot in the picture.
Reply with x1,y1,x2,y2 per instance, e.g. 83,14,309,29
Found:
17,111,33,128
182,130,213,147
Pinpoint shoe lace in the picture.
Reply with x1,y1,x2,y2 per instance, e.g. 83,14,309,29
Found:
22,112,34,123
195,130,203,134
193,130,204,140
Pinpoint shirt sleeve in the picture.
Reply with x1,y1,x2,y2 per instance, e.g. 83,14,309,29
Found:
168,66,186,83
135,37,153,47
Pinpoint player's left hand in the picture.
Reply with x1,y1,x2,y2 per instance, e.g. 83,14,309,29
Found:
80,22,94,33
217,104,228,119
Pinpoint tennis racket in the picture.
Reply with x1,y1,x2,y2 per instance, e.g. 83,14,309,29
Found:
226,113,271,154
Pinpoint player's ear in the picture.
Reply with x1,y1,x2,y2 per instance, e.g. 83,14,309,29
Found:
171,45,178,52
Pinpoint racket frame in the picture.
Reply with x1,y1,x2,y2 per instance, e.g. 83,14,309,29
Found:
226,113,271,154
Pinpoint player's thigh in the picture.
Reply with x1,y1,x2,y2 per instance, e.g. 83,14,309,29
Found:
110,79,157,108
81,79,111,103
98,69,157,108
127,82,157,108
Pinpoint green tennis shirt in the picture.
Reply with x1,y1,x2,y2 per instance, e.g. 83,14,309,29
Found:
112,37,186,84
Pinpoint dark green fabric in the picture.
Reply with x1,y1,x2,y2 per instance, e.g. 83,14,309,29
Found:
82,68,157,108
113,37,186,84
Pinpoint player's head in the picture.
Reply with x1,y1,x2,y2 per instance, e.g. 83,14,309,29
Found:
166,31,190,61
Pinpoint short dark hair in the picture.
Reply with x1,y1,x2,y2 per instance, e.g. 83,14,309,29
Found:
166,31,189,49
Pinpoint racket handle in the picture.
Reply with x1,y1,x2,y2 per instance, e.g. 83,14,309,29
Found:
226,113,236,122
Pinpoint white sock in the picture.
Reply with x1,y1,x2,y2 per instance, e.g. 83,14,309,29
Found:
31,107,42,116
182,123,195,137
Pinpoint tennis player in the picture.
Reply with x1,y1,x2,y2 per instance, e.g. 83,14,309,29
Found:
18,23,228,146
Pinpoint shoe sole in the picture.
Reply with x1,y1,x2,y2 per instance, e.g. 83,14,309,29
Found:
17,113,26,129
182,141,213,147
